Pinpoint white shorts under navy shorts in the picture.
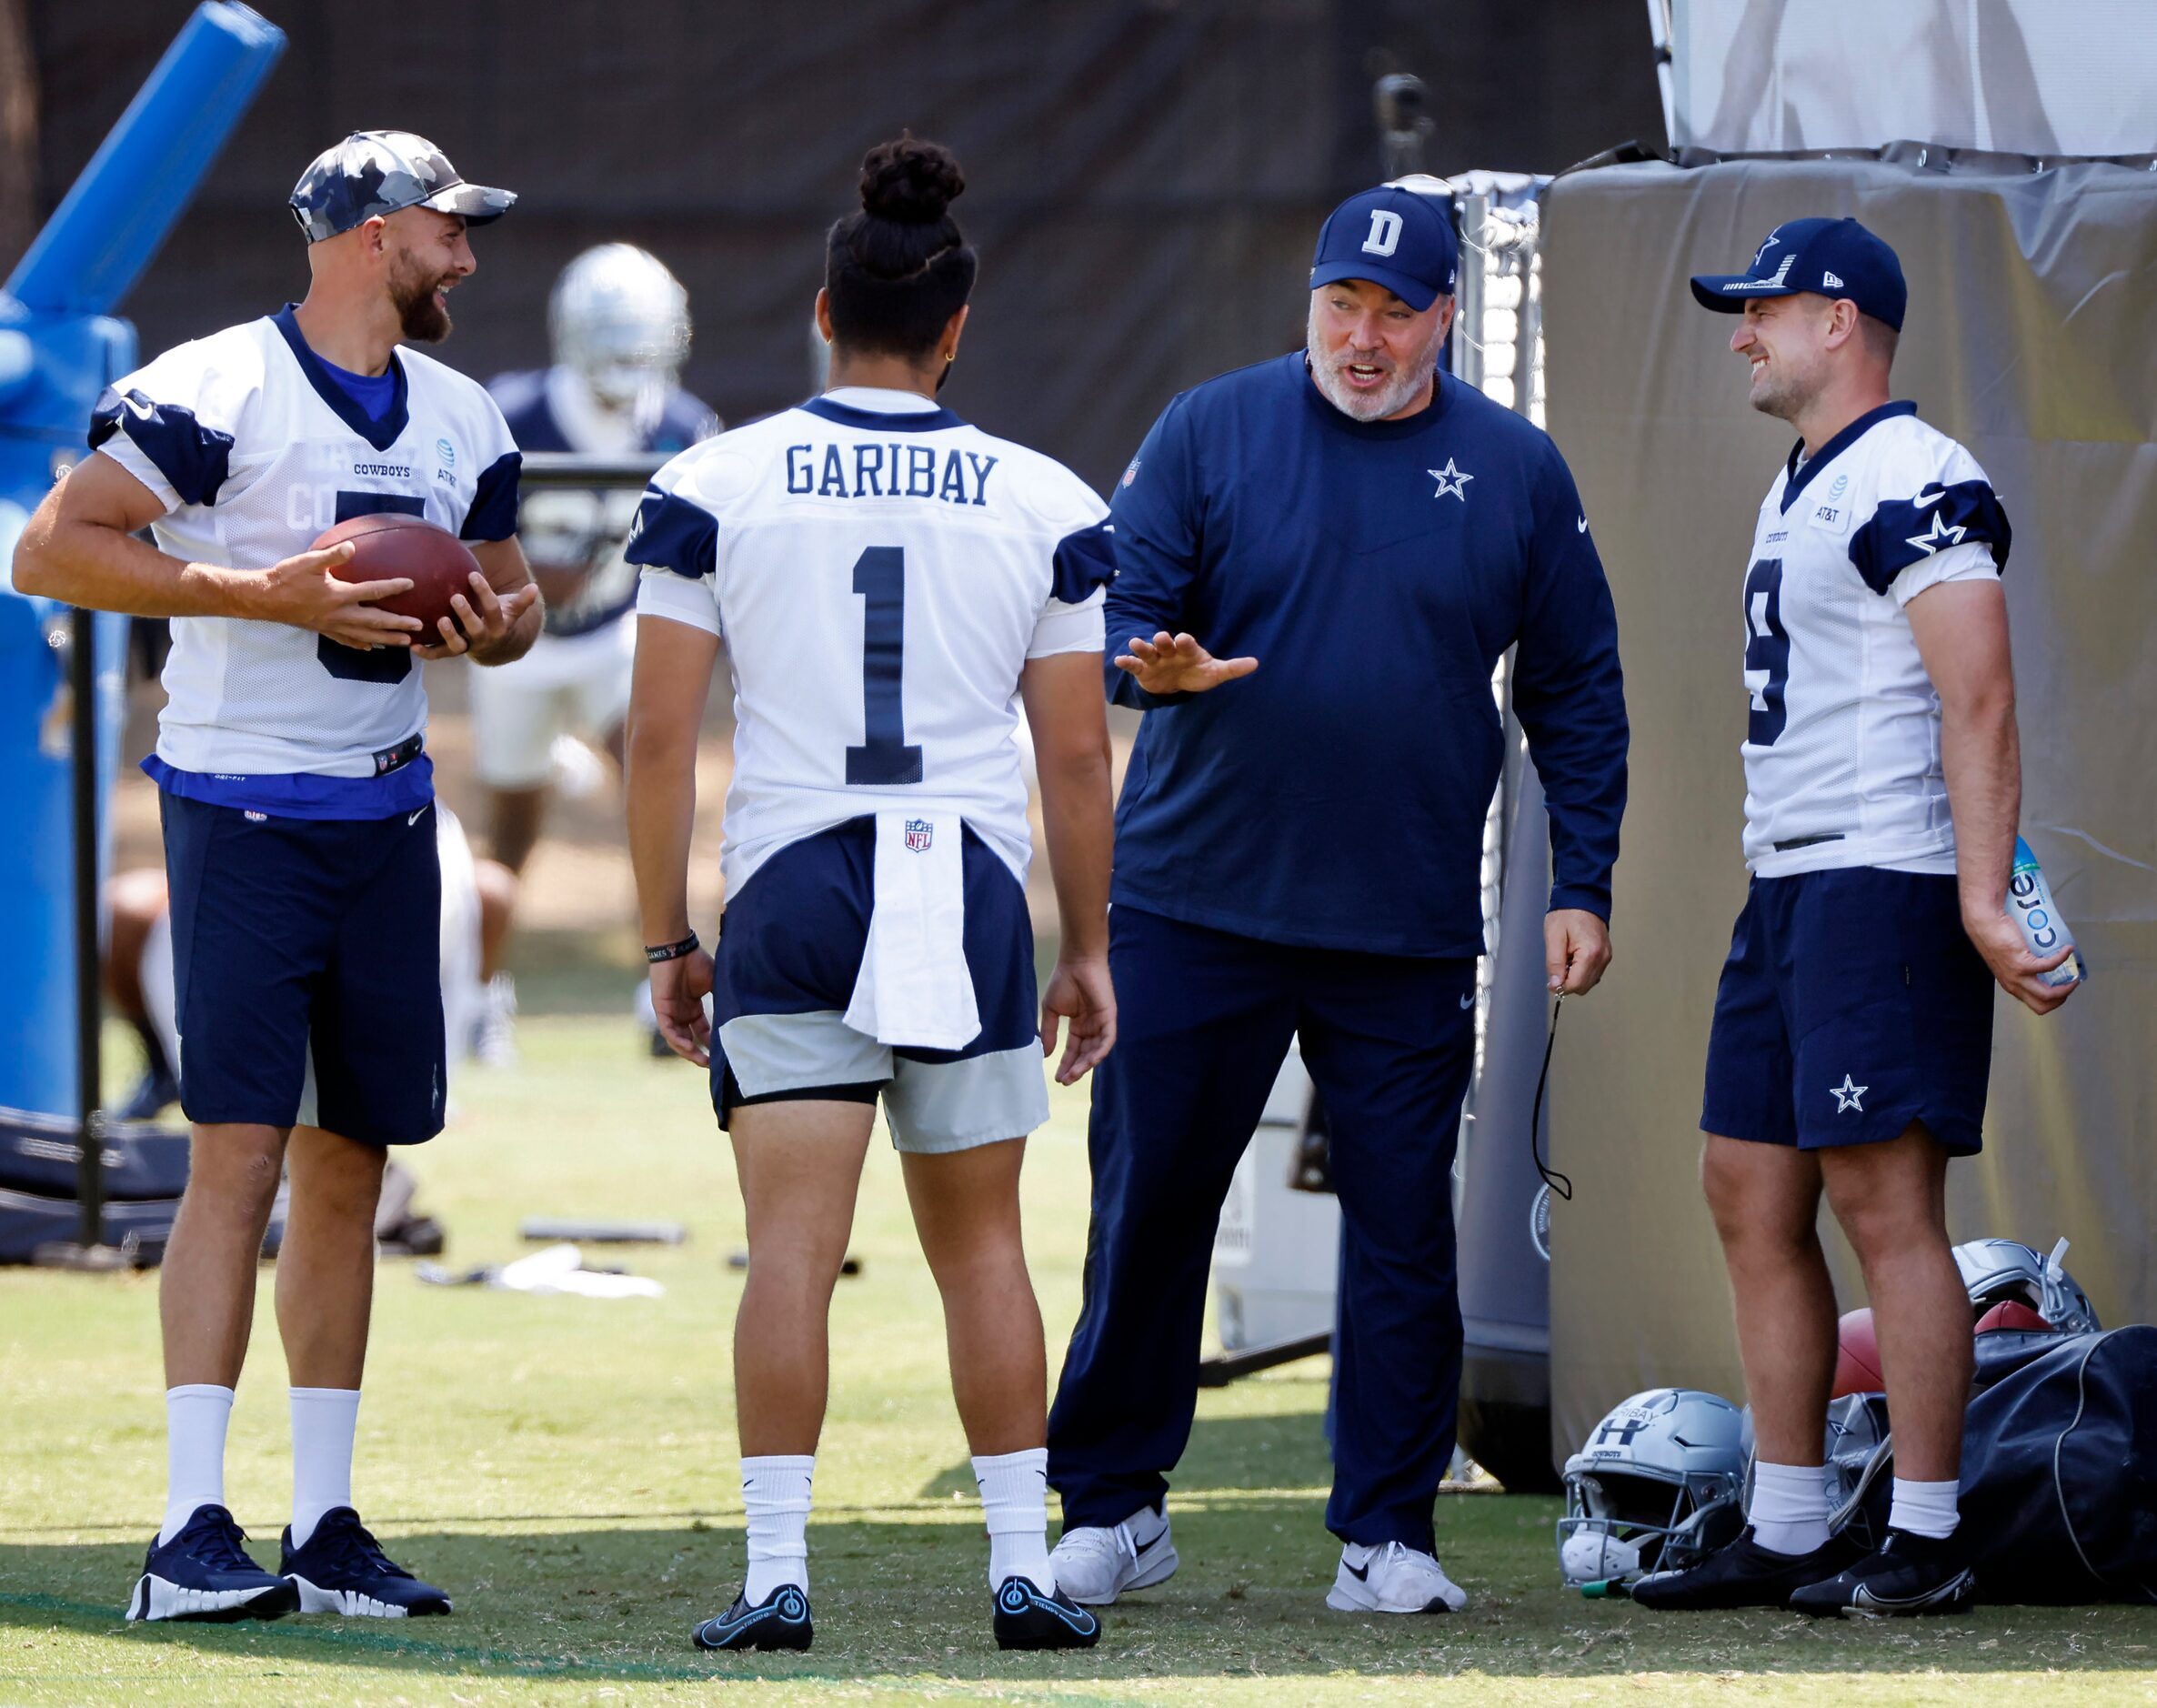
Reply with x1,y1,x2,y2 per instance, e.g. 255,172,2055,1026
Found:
467,616,635,789
161,791,447,1146
1701,866,1992,1154
708,817,1049,1153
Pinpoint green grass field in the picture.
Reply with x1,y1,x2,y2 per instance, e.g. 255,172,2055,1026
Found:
5,1015,2154,1704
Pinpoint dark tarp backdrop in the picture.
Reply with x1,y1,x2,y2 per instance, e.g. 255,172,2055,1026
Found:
18,0,1662,492
1537,153,2157,1469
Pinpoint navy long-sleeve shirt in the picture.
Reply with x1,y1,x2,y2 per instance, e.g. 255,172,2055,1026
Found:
1105,352,1627,957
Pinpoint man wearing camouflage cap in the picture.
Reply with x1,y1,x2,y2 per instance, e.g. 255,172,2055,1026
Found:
288,129,518,245
14,131,538,1624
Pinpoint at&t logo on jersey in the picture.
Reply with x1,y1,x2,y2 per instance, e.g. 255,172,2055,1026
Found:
435,437,457,483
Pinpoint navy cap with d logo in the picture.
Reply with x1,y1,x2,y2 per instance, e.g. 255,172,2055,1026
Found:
1689,216,1907,330
1309,184,1460,312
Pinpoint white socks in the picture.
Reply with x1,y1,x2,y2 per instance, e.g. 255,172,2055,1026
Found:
160,1384,235,1544
973,1447,1054,1592
737,1450,1056,1600
159,1384,366,1548
289,1387,362,1548
742,1455,814,1601
1749,1460,1831,1557
1889,1476,1960,1540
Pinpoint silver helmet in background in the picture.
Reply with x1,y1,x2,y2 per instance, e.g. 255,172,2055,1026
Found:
1953,1236,2101,1335
549,243,692,417
1558,1388,1747,1585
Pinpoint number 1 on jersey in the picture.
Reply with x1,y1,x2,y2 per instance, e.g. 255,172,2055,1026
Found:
846,546,924,785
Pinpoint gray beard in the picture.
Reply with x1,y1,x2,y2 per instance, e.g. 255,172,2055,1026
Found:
1304,313,1440,421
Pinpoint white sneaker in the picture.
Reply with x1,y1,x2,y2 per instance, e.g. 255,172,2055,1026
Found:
474,972,517,1067
1048,1506,1178,1605
547,733,607,800
1326,1541,1468,1614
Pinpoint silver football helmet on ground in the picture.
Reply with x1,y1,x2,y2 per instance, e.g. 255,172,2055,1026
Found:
548,243,692,417
1953,1236,2100,1334
1558,1388,1746,1585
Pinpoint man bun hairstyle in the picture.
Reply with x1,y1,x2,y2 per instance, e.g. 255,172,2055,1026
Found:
826,134,978,363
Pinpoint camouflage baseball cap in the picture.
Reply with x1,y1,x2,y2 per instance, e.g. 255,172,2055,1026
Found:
289,130,516,243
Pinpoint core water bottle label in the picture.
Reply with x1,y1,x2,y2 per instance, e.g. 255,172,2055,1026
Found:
2007,837,2085,988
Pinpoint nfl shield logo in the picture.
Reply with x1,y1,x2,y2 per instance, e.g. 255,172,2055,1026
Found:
904,819,934,853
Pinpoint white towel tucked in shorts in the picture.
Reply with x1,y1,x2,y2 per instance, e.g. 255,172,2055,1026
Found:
843,809,981,1051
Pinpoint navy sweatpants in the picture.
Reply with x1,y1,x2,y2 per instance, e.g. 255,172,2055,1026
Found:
1048,905,1478,1552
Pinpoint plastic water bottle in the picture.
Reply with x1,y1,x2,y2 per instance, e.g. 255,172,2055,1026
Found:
2007,837,2085,988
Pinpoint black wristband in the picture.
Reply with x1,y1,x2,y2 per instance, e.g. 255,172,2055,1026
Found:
644,931,700,963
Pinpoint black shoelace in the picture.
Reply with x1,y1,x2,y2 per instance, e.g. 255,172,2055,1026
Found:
313,1513,415,1581
177,1509,260,1572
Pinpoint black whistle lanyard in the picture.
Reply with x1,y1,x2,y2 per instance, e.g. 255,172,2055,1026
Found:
1530,992,1573,1202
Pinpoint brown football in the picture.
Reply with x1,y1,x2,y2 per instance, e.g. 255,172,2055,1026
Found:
313,512,483,636
1830,1306,1885,1399
1976,1301,2052,1335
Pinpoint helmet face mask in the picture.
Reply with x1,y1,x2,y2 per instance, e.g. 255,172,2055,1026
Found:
550,244,692,416
1557,1389,1746,1584
1951,1237,2101,1335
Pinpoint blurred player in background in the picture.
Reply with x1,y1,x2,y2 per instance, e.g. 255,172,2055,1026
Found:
625,136,1116,1654
476,246,718,1057
1634,219,2072,1618
13,130,537,1624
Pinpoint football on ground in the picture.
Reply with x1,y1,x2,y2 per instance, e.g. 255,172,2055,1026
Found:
314,512,481,632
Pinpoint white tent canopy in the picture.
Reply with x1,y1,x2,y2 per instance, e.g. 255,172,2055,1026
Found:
1652,0,2157,156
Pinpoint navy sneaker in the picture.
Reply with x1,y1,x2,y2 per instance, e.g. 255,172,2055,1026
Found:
280,1507,452,1616
126,1504,299,1623
1789,1528,1977,1618
692,1582,814,1652
993,1575,1101,1651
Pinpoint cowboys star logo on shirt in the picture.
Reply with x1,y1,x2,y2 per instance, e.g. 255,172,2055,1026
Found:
1904,511,1968,556
1428,457,1473,501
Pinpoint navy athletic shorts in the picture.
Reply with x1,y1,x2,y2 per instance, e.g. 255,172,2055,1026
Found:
161,790,446,1146
708,817,1048,1152
1701,866,1993,1154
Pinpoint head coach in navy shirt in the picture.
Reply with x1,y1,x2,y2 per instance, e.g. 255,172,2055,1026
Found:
1046,185,1629,1615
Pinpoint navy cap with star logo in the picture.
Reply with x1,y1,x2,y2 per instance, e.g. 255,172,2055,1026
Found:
1689,216,1907,331
289,130,516,245
1309,184,1460,312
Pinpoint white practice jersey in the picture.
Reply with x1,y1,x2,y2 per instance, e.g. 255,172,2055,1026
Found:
1740,402,2009,876
627,387,1113,895
91,307,520,811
